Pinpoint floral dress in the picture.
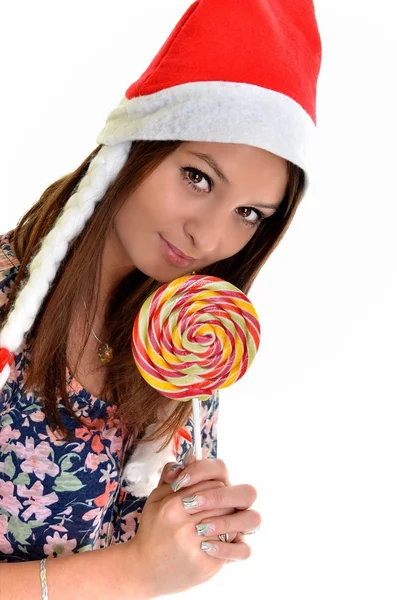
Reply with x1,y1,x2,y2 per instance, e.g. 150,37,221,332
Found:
0,230,218,563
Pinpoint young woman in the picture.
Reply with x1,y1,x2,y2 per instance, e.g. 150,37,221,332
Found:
0,0,322,597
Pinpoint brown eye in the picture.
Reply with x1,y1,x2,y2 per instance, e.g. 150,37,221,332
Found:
238,207,253,218
180,166,213,193
189,170,202,184
236,207,265,227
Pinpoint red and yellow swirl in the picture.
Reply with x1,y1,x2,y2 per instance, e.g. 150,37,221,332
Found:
131,274,260,401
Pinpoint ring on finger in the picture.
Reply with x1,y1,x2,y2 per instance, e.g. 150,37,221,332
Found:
218,533,230,542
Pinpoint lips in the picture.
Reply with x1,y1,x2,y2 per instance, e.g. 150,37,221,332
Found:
159,235,196,267
164,239,194,261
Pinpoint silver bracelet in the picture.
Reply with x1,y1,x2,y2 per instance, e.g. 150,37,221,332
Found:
40,558,49,600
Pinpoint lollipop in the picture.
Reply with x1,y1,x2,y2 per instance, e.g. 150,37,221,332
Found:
131,274,260,460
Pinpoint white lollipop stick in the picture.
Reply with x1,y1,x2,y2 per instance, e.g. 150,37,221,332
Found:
192,397,203,460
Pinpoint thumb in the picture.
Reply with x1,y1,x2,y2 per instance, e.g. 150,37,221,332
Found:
157,461,183,487
157,450,196,487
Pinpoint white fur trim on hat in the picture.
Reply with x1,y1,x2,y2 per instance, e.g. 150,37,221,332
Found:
97,81,316,192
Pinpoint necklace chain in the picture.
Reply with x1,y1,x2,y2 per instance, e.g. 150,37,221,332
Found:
81,296,104,344
81,296,114,363
80,272,196,365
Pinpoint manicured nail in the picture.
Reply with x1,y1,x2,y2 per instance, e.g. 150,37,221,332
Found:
169,462,183,472
182,495,206,509
196,523,216,536
171,472,191,492
201,541,217,553
182,447,194,466
243,526,261,535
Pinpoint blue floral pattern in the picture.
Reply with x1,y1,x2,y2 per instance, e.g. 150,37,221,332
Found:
0,230,218,563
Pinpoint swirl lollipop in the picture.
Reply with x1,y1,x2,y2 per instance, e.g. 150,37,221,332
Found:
131,274,260,460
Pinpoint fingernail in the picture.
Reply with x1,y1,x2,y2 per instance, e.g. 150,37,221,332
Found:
169,462,184,472
201,541,217,553
182,495,206,509
182,447,194,466
243,526,261,535
171,472,191,492
196,523,216,536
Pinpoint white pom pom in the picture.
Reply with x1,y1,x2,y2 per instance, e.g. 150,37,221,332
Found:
121,424,176,498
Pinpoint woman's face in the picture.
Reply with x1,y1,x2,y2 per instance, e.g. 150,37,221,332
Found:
105,141,288,284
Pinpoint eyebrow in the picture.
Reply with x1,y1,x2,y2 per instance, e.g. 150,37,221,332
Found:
186,150,280,211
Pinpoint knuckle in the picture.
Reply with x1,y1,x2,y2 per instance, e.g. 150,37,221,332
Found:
221,515,232,532
173,522,190,546
188,459,228,487
215,457,227,475
212,480,225,489
161,495,180,522
215,457,226,470
186,479,223,498
216,458,230,481
211,485,226,507
219,459,230,481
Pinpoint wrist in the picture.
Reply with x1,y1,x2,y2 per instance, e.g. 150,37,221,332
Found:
108,538,151,600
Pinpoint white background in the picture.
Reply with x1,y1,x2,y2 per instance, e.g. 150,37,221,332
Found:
1,1,396,598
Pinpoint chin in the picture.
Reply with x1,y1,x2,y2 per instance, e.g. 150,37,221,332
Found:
137,265,179,284
157,272,190,283
154,268,194,284
136,255,195,283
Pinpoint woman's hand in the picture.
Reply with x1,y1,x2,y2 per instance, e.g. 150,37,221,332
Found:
158,455,261,543
159,454,261,547
131,455,261,598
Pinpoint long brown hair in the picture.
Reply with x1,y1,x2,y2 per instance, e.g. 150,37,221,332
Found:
1,140,305,450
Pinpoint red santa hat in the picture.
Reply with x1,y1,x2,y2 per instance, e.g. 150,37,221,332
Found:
0,0,322,496
97,0,321,187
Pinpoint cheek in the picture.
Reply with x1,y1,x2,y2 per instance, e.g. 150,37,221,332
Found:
135,175,185,222
226,239,247,257
223,227,256,259
111,200,146,257
112,203,134,242
113,181,186,245
114,193,154,233
149,180,186,218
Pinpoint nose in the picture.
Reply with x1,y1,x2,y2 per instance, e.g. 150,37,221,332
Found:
185,210,227,255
